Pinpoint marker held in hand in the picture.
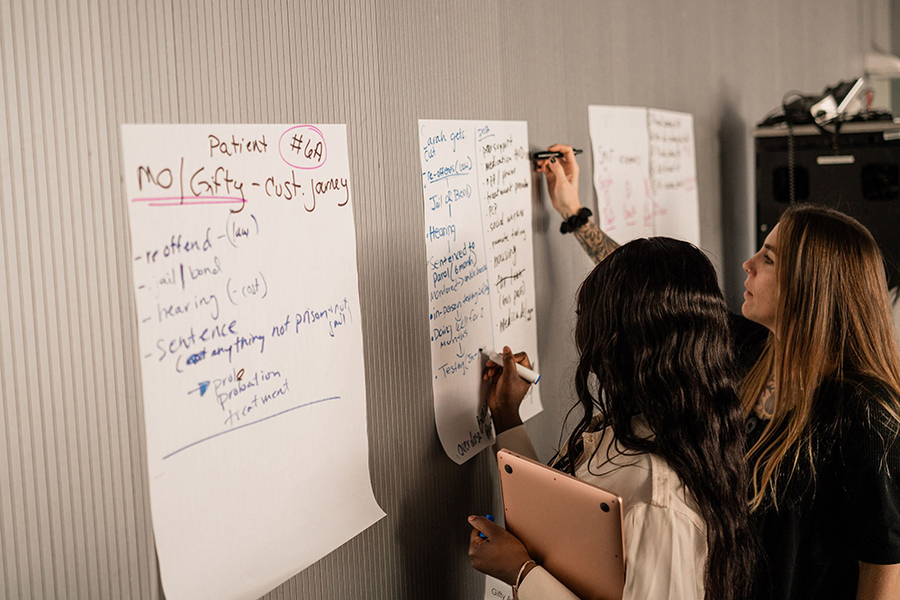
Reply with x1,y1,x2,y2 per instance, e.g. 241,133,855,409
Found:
484,350,541,384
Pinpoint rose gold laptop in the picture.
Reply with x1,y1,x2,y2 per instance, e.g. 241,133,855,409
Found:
497,449,625,600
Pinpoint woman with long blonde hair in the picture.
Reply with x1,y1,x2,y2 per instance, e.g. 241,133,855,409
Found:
740,205,900,599
537,145,900,599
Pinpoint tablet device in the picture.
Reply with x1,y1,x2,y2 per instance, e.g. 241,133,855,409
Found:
497,449,625,600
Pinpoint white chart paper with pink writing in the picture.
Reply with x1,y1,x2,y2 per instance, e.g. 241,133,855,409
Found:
419,120,542,465
588,106,700,245
122,124,385,600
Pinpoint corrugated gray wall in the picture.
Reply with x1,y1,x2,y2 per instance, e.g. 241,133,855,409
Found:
0,1,877,598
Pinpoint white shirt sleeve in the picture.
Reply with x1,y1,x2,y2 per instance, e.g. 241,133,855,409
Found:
517,566,580,600
519,503,706,600
622,503,706,600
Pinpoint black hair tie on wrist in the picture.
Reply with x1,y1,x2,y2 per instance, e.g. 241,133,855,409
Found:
560,207,592,234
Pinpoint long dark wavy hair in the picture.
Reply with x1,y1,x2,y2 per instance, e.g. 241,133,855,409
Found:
556,237,755,600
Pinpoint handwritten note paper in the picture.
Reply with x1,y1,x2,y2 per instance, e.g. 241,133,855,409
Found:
647,109,700,243
419,120,542,465
122,124,385,600
588,105,653,242
588,106,700,245
484,575,514,600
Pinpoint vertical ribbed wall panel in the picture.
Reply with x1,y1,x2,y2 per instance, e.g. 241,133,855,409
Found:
0,1,878,599
0,3,15,594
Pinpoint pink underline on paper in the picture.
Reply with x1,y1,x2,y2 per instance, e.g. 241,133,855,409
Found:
148,200,247,207
131,195,246,205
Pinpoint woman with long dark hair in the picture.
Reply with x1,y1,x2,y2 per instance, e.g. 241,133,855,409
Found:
468,238,755,600
537,144,900,598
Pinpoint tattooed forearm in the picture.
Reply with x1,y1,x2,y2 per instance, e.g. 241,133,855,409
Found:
573,220,620,264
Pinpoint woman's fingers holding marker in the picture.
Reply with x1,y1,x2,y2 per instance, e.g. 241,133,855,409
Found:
546,156,568,179
547,144,579,179
501,346,532,371
482,362,502,381
469,515,503,540
500,350,519,384
467,515,533,584
548,143,577,160
483,348,528,381
486,348,531,432
512,351,533,371
543,156,581,217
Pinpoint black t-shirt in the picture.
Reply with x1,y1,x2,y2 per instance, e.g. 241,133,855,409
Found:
735,317,900,600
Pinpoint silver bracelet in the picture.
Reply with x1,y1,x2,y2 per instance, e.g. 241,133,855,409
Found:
512,559,536,595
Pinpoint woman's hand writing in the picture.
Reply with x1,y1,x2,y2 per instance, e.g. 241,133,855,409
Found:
535,144,582,218
483,347,533,434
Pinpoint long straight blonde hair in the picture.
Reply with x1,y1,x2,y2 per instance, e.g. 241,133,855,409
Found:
743,205,900,510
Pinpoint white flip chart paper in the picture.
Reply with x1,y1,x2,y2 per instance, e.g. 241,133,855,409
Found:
647,109,701,244
484,575,514,600
588,105,654,243
122,124,385,600
419,120,542,464
588,106,700,245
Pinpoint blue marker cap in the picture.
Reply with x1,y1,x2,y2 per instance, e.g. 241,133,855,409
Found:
478,514,494,539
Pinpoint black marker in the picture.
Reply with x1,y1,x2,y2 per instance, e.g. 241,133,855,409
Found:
532,148,583,161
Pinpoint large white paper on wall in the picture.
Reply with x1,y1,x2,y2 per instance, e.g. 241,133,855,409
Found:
484,575,514,600
418,120,542,464
588,105,700,245
588,105,654,243
647,109,701,243
122,124,385,600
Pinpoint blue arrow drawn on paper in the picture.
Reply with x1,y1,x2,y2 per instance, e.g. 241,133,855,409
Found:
189,381,211,397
